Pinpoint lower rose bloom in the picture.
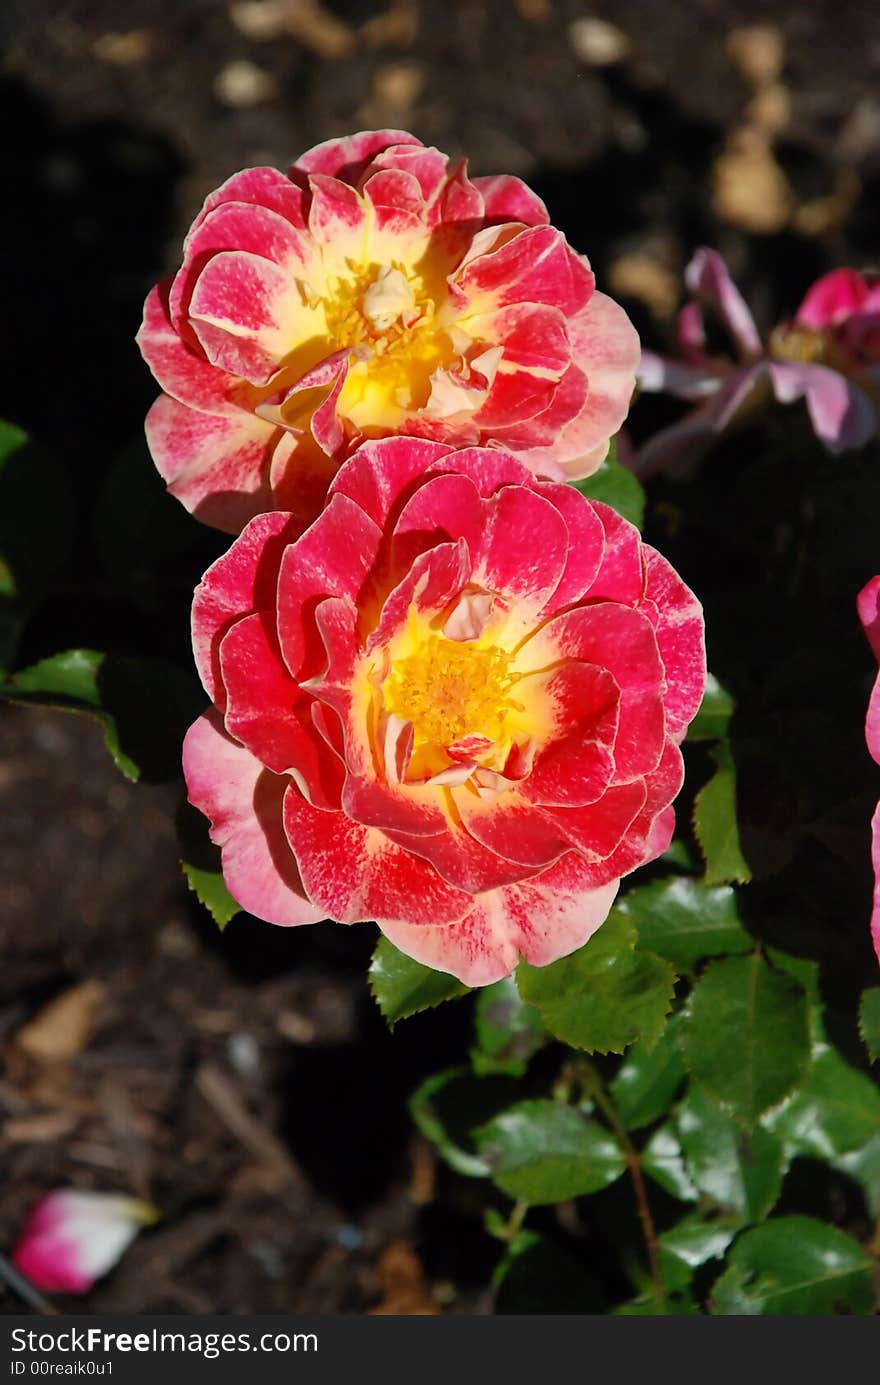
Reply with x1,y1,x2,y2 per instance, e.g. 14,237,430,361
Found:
184,437,705,985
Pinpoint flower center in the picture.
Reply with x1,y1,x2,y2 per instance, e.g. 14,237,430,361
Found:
769,323,849,374
322,264,458,429
382,630,522,751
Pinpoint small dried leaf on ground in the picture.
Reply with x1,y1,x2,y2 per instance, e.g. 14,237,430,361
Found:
726,25,785,85
369,1241,441,1315
569,17,630,67
712,127,794,234
15,981,107,1062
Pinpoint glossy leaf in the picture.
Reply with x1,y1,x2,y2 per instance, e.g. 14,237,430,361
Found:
676,1085,787,1224
659,1214,736,1292
474,1099,626,1204
641,1124,698,1202
2,648,203,782
681,953,810,1124
692,741,752,886
409,1068,516,1178
471,977,545,1076
833,1132,880,1217
609,1016,685,1130
859,988,880,1064
571,438,645,530
618,876,752,971
176,800,240,930
763,1032,880,1160
517,913,675,1054
686,672,734,743
711,1217,875,1315
369,937,469,1025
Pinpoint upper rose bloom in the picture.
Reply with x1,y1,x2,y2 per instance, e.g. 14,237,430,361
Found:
183,436,705,985
857,574,880,966
137,129,639,533
12,1190,156,1294
636,250,879,475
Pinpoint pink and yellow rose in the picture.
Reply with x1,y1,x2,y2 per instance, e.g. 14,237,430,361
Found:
183,436,705,985
138,130,639,534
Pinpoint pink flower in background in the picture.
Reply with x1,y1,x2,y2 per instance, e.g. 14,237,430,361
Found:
183,436,704,986
12,1190,156,1294
636,250,879,475
858,574,880,966
137,129,639,534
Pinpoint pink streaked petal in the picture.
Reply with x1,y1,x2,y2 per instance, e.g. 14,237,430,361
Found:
795,268,869,330
189,250,300,385
328,436,455,527
276,494,383,680
137,281,242,415
475,364,559,429
589,742,683,883
367,540,472,654
642,547,706,742
454,791,570,869
183,712,323,927
171,201,310,332
545,778,648,861
532,603,665,780
443,590,496,641
219,611,343,807
370,144,450,208
489,362,588,452
145,393,279,535
191,510,299,704
268,432,340,533
188,166,307,238
342,769,454,840
475,484,568,611
362,167,426,219
865,670,880,770
685,248,762,359
870,803,880,965
425,445,532,497
519,663,619,808
378,864,619,986
291,130,422,185
471,174,550,228
391,471,485,570
768,361,876,454
481,302,572,377
588,502,645,606
282,785,471,926
383,811,546,894
307,174,368,253
532,481,606,612
456,226,593,316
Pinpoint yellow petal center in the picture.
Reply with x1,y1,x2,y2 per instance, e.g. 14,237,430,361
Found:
383,629,522,750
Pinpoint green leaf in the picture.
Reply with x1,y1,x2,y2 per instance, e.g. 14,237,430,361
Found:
409,1068,517,1178
692,742,752,886
681,953,810,1125
618,876,752,971
659,1214,736,1291
833,1132,880,1217
474,1099,626,1204
176,801,240,930
859,988,880,1064
609,1015,685,1130
517,913,675,1054
571,439,645,530
686,672,734,743
614,1288,699,1315
711,1217,875,1315
369,937,469,1025
2,648,203,782
471,977,545,1076
763,1032,880,1160
642,1124,698,1202
676,1085,787,1224
181,862,240,930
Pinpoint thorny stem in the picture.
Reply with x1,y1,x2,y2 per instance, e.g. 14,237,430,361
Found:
579,1060,665,1308
0,1253,59,1315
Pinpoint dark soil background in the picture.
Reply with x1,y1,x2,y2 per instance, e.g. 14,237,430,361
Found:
2,0,880,1314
